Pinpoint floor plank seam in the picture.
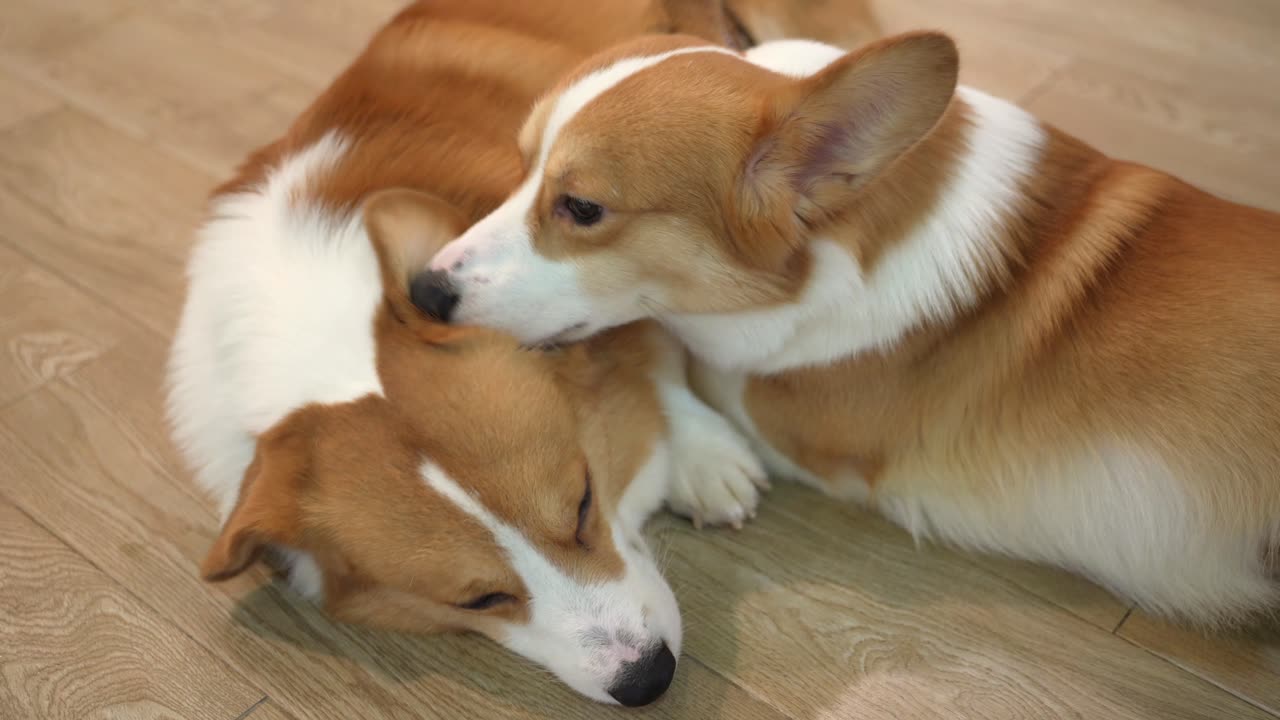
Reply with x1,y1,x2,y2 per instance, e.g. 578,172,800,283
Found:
1111,631,1280,718
960,553,1122,632
0,231,170,348
1016,59,1071,108
766,498,1120,632
0,56,227,181
680,654,800,720
232,695,271,720
0,448,274,710
1110,605,1135,634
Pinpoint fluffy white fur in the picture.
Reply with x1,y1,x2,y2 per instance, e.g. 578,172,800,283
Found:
167,133,697,699
666,87,1046,372
648,331,767,528
167,132,382,524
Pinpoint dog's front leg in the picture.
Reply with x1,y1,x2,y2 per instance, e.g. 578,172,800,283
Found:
645,327,768,530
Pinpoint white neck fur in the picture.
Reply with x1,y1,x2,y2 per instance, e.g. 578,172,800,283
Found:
665,83,1046,373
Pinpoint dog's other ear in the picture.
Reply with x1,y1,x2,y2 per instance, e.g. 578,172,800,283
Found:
741,32,958,233
658,0,753,50
363,188,468,326
725,0,882,49
200,414,313,582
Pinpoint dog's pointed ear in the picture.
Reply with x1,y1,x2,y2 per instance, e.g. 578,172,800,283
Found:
200,415,312,582
363,188,468,327
739,32,958,240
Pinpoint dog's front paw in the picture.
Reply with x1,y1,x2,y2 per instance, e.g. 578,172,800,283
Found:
666,413,769,530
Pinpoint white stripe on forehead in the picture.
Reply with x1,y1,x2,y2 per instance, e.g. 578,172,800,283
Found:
533,45,739,173
421,460,544,563
484,45,739,233
421,459,603,603
493,45,739,224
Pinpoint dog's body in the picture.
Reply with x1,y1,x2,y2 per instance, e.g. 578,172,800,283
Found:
166,0,786,705
422,36,1280,624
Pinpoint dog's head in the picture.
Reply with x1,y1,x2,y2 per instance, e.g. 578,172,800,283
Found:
409,33,958,346
200,189,679,705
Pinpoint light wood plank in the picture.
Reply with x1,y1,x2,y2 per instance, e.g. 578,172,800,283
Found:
958,553,1130,632
0,244,117,408
11,10,314,177
920,0,1280,86
0,108,212,336
0,0,142,65
1035,58,1280,156
869,0,1071,101
0,500,264,720
778,482,1131,631
653,486,1271,719
0,68,60,130
1026,65,1280,212
160,0,407,88
1118,611,1280,717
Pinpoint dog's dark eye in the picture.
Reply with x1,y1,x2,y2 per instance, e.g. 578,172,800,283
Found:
575,469,593,548
562,196,604,226
457,592,516,611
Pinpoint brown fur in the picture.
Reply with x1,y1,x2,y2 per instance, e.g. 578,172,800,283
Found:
198,0,758,637
507,33,960,316
481,29,1280,621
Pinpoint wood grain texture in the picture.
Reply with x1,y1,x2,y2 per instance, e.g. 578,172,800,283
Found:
14,11,315,178
651,487,1272,720
1118,611,1280,717
870,0,1072,102
1025,60,1280,211
0,244,117,408
0,501,263,720
1,0,1278,718
0,109,211,336
235,698,299,720
159,0,405,88
0,0,140,65
0,69,60,130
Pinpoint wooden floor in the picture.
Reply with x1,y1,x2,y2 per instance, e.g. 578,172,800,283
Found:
2,1,1278,718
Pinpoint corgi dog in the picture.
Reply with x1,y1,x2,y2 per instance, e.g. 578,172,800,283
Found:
164,0,807,705
414,34,1280,625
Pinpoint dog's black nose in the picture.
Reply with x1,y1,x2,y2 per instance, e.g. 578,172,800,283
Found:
409,270,459,323
608,642,676,707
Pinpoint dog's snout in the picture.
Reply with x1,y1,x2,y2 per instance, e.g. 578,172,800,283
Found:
607,641,676,707
409,270,460,322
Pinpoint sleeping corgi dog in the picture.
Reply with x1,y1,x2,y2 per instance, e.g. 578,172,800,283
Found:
164,0,804,705
414,33,1280,625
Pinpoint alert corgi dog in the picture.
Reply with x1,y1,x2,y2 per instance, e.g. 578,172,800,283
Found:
165,0,803,705
415,34,1280,625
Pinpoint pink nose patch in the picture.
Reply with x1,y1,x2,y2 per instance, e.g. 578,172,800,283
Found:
431,243,471,272
615,644,641,664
